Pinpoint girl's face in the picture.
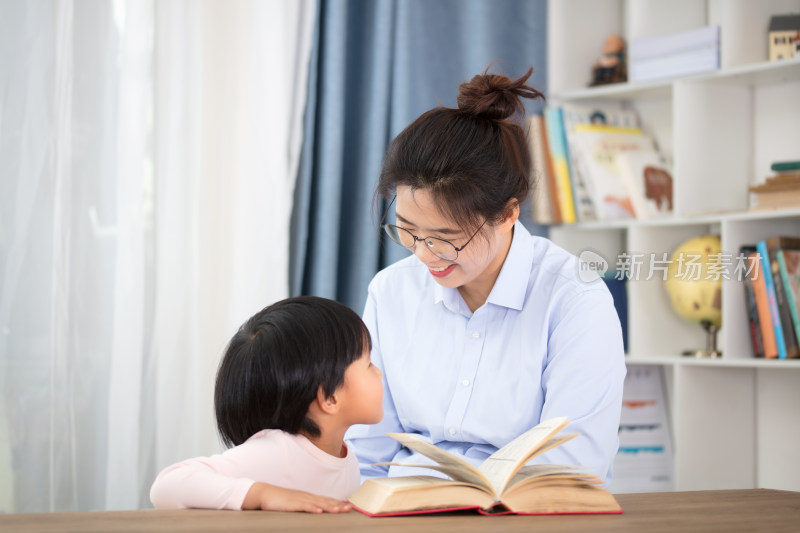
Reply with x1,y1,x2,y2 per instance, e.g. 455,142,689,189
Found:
336,348,383,426
393,185,515,293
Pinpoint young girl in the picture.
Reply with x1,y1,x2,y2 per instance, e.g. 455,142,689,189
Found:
346,67,626,484
150,296,383,513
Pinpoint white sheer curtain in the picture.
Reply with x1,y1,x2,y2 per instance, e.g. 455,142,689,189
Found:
0,0,315,512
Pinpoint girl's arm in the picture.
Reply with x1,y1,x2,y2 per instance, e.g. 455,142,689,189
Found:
149,456,258,510
149,435,353,511
241,483,350,513
150,462,350,512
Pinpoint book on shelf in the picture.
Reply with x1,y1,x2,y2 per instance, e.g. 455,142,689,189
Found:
740,246,766,358
543,107,577,223
526,114,559,224
771,160,800,173
777,248,800,345
568,124,660,221
746,247,779,359
560,103,641,222
766,236,800,358
617,151,673,219
748,171,800,211
756,240,792,359
348,417,622,517
629,25,720,82
539,114,563,223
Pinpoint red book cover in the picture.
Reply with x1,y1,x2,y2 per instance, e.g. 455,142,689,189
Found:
352,503,625,517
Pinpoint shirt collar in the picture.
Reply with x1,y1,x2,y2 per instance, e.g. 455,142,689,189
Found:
433,220,534,313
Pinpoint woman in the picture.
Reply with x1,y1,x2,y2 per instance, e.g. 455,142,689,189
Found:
345,67,625,484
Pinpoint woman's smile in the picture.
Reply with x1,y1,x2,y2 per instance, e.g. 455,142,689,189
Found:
428,264,456,277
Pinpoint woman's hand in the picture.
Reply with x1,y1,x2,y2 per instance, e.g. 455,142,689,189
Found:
241,482,352,513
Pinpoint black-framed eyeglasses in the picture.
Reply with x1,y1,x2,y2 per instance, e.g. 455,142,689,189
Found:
379,195,486,261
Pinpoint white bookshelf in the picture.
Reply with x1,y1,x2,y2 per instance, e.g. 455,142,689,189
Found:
547,0,800,492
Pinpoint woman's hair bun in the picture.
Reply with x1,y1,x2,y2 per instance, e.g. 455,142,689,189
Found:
456,66,544,120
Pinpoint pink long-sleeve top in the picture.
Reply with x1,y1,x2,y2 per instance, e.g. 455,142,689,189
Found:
149,429,361,510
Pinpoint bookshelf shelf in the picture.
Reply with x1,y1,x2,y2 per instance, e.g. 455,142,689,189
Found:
550,207,800,230
554,78,672,102
547,0,800,494
626,355,800,369
553,58,800,101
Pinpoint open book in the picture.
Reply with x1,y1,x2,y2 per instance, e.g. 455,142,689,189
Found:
349,417,622,516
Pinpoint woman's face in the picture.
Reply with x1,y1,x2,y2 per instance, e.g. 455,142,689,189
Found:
393,185,515,292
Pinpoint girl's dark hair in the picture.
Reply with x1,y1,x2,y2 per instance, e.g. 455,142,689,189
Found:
377,66,545,233
214,296,371,447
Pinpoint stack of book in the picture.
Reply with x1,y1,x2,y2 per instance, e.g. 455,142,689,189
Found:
748,161,800,211
741,236,800,359
629,25,720,82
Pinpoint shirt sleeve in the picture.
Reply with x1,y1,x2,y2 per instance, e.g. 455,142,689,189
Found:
150,442,272,510
535,285,626,484
344,279,403,480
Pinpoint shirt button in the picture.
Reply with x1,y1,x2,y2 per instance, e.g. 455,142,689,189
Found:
472,331,480,339
449,428,456,436
462,379,470,387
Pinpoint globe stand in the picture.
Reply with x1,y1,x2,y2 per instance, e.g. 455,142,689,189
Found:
682,320,721,358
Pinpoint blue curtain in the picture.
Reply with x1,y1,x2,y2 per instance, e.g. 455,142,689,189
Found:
291,0,548,312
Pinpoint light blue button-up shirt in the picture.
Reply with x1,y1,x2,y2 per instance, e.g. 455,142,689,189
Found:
345,221,626,484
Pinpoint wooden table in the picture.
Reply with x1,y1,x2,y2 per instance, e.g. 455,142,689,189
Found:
2,489,798,532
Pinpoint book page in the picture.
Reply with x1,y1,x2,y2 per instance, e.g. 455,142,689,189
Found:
375,462,496,493
507,464,600,491
385,433,494,494
362,475,459,489
522,433,578,462
512,463,588,479
477,416,569,495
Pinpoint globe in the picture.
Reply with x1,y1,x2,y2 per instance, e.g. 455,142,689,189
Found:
663,234,722,356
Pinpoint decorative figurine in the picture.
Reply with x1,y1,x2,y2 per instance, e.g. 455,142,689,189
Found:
768,14,800,61
590,34,627,86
